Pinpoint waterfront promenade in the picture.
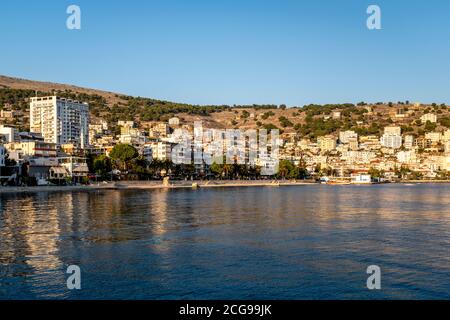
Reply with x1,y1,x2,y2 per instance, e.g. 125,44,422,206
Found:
2,179,450,194
0,180,315,194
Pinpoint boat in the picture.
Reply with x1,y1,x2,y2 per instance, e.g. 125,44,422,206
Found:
321,176,351,185
326,180,351,185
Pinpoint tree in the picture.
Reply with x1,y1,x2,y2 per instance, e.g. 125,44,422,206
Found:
93,154,112,176
279,116,293,128
130,156,150,179
222,164,233,179
277,160,300,179
109,144,138,171
210,162,223,178
368,167,384,179
148,159,174,177
263,123,279,131
241,110,250,118
410,171,423,180
440,116,450,128
297,158,308,179
424,120,437,132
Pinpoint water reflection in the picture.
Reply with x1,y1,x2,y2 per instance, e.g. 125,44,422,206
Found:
0,184,450,299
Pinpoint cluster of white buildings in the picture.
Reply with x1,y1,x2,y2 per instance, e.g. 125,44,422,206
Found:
1,96,450,182
89,118,280,175
279,120,450,179
86,109,450,180
0,96,90,183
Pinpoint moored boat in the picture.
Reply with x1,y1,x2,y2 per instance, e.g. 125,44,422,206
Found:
327,180,351,185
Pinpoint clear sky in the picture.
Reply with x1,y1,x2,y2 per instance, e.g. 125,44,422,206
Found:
1,0,449,106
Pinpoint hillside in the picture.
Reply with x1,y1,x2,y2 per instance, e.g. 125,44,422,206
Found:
1,75,449,138
0,75,122,105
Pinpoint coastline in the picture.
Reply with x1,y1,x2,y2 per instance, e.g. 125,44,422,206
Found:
0,180,314,194
1,179,450,194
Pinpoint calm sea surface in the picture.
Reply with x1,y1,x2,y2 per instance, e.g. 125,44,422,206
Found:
1,184,449,299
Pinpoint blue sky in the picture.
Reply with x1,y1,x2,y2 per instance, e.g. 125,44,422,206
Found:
0,0,449,106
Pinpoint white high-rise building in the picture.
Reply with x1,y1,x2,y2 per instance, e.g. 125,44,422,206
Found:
380,134,402,149
30,96,89,148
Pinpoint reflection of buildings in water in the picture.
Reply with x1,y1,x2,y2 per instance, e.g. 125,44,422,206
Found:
101,190,123,215
315,186,347,221
0,196,29,265
24,201,61,269
25,193,66,298
83,190,123,243
0,196,43,264
0,193,67,298
54,192,75,233
151,189,169,237
0,192,93,298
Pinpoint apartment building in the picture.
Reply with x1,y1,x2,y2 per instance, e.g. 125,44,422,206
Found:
425,132,442,144
421,113,437,123
318,136,337,152
168,117,180,126
384,126,402,136
150,141,172,161
30,96,89,148
444,129,450,142
397,150,417,164
5,141,58,160
380,134,402,149
359,135,381,150
404,135,414,149
339,130,358,144
149,123,170,138
348,137,359,151
0,125,18,143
